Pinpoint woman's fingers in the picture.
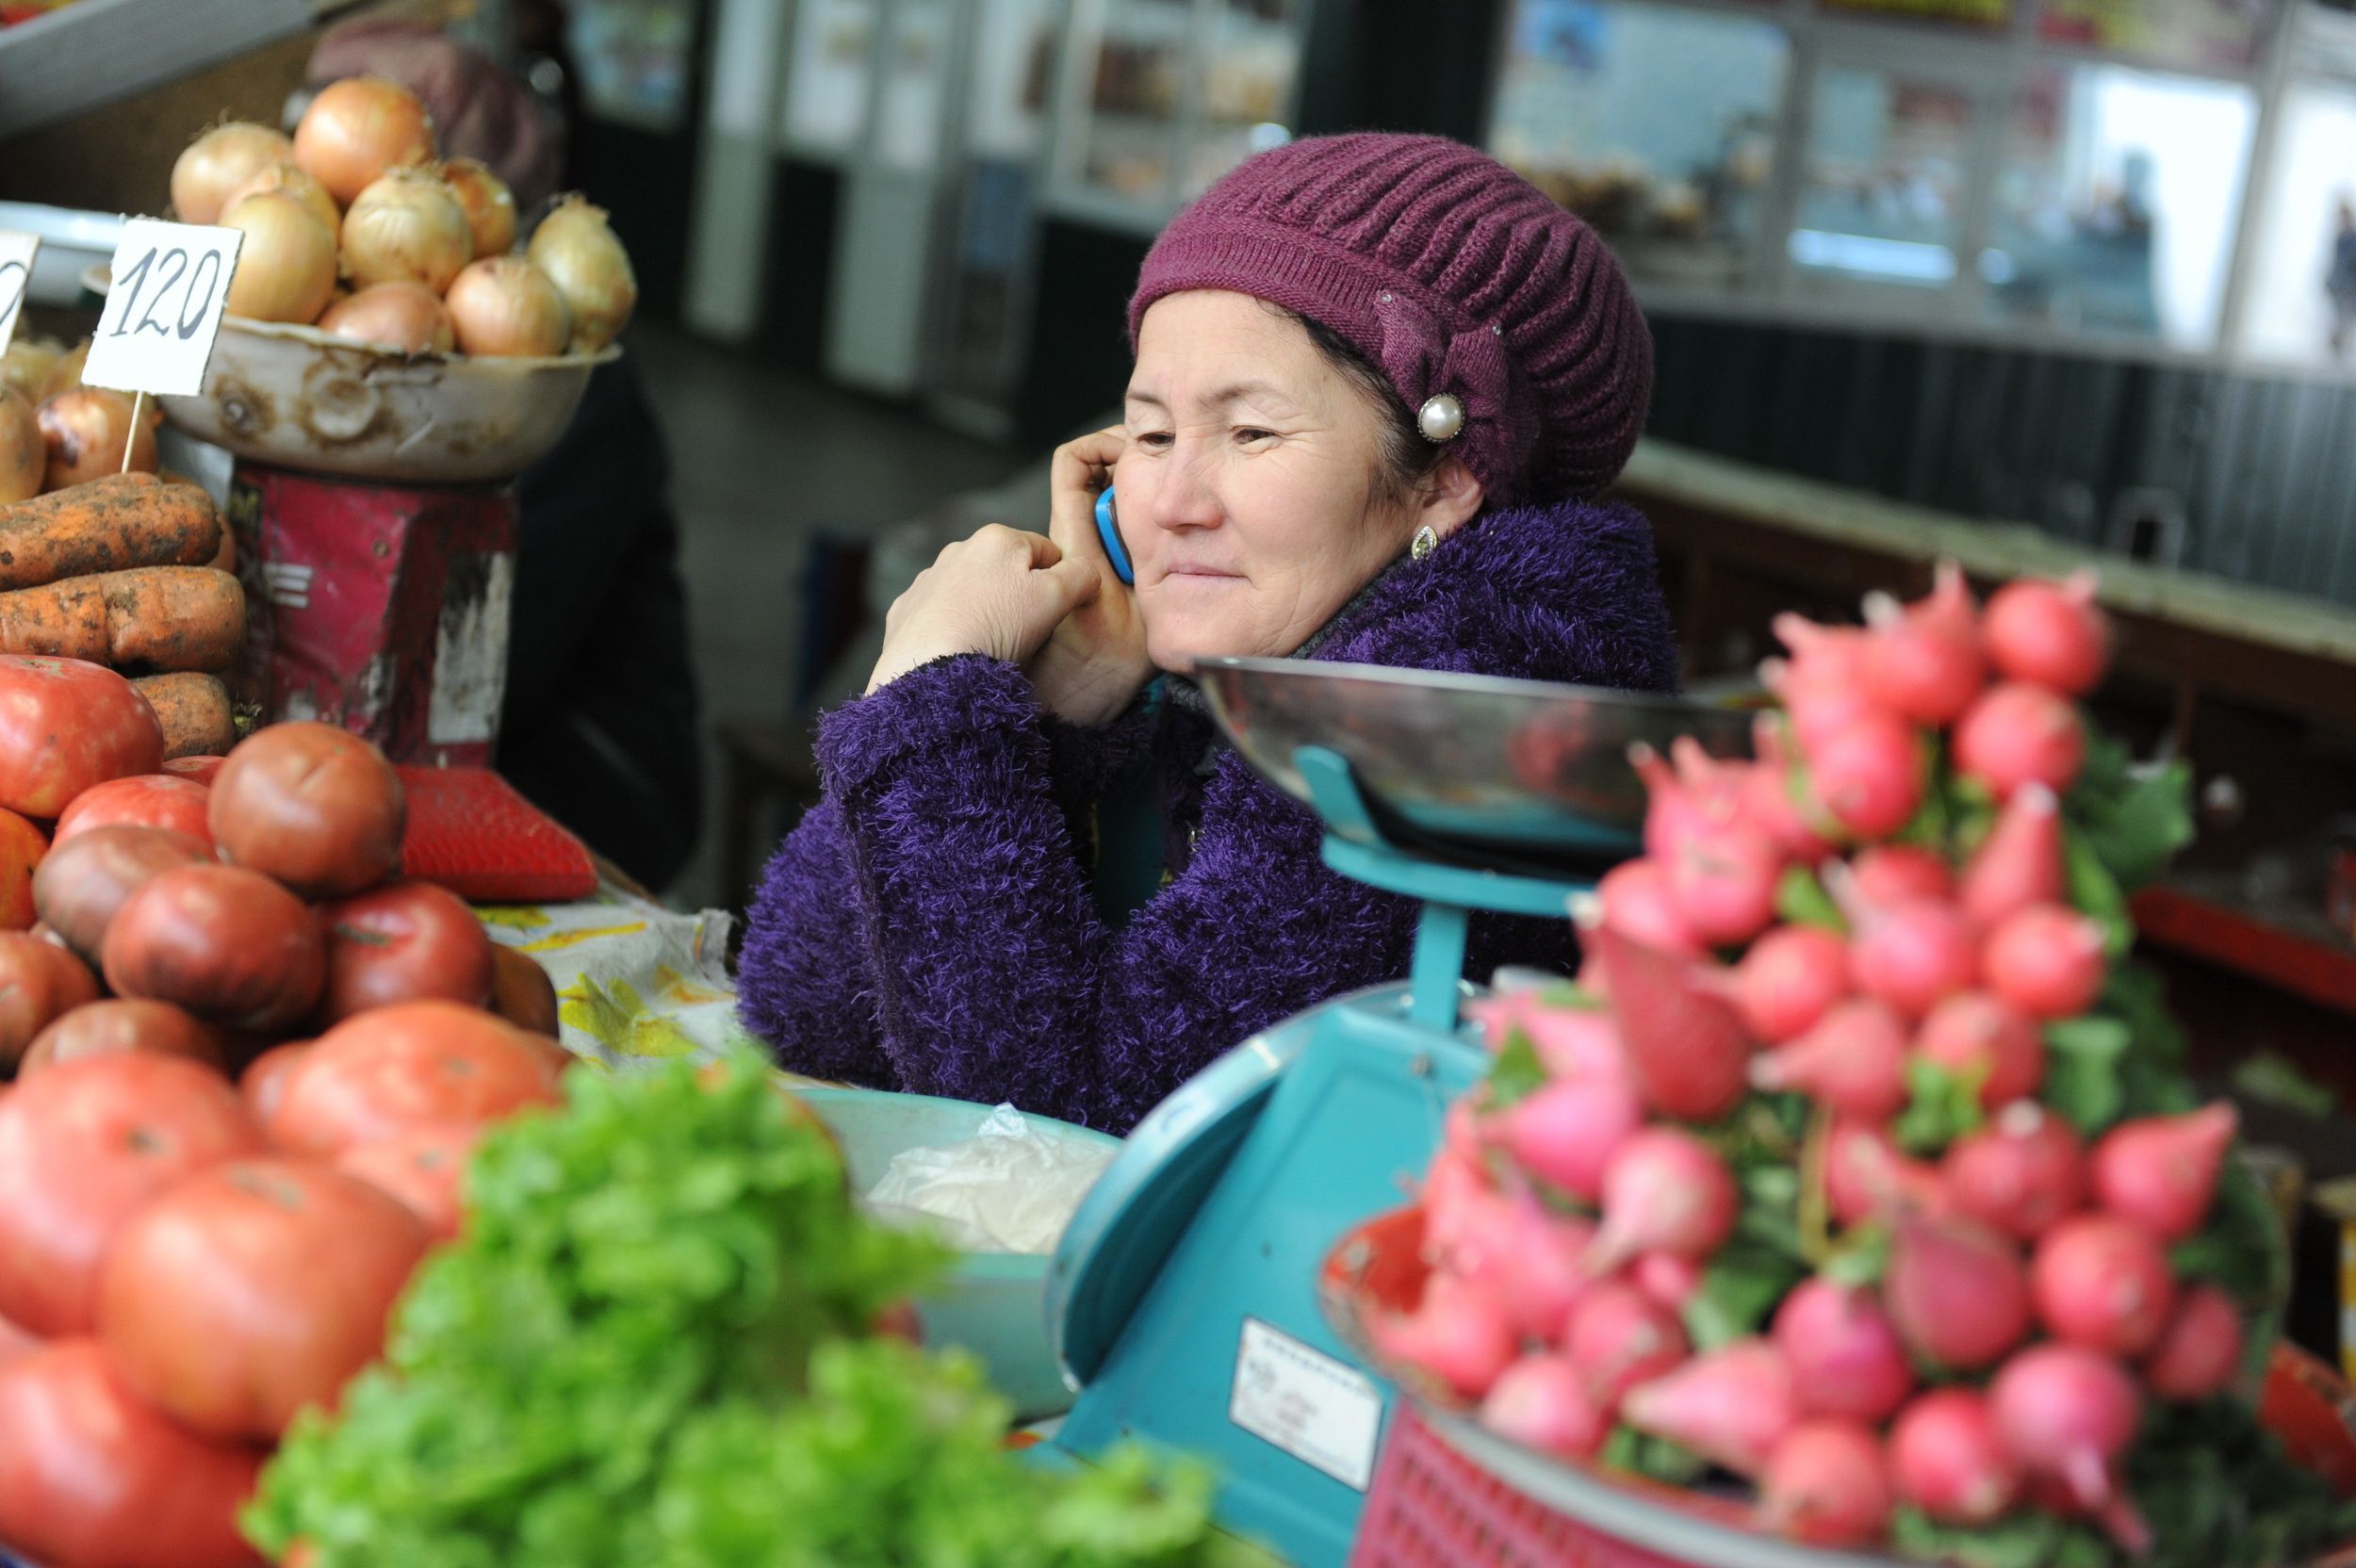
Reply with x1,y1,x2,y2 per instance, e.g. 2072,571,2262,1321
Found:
1048,425,1127,559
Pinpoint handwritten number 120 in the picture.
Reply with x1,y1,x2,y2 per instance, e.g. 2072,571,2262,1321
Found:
109,247,221,341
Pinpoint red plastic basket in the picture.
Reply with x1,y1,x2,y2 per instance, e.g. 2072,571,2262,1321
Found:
1352,1405,1701,1568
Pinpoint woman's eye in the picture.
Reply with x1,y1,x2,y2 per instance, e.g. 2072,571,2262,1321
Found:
1234,427,1276,446
1134,430,1174,449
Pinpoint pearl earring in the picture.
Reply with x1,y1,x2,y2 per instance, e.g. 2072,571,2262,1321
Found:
1412,524,1439,562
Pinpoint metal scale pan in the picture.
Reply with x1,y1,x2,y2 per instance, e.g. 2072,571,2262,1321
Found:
1042,661,1754,1567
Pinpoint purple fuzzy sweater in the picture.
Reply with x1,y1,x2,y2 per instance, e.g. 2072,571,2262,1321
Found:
736,498,1678,1133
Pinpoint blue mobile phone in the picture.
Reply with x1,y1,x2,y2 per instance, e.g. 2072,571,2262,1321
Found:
1095,486,1135,585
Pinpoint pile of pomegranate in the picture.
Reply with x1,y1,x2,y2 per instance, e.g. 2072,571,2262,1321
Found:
1372,568,2320,1560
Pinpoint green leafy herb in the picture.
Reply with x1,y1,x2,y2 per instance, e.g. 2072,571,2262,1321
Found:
2063,825,2135,956
1893,1055,1986,1156
1601,1426,1709,1487
1821,1220,1892,1288
2231,1053,2340,1119
2041,1015,2132,1135
2102,961,2187,1067
2119,1396,2356,1568
1890,1507,2110,1568
1485,1031,1546,1111
245,1060,1241,1568
2171,1155,2292,1314
1683,1236,1806,1351
2067,733,2194,894
1774,863,1848,934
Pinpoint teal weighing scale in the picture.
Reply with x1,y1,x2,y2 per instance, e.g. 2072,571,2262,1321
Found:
1037,658,1753,1566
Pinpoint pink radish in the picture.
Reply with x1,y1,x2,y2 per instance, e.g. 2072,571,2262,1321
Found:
1741,717,1834,861
1519,1004,1632,1084
1497,1203,1600,1343
1667,821,1784,948
1621,1339,1799,1478
1942,1103,2086,1240
2143,1283,2245,1401
1480,1354,1609,1460
1771,1279,1915,1423
1825,1121,1946,1227
1960,782,2064,929
1445,1098,1482,1162
1808,712,1926,841
1890,1388,2023,1526
2091,1102,2238,1242
1420,1144,1490,1246
1916,991,2047,1109
1585,921,1754,1120
1596,858,1704,958
2031,1214,2177,1357
1848,898,1979,1019
1886,1214,2032,1371
1984,903,2107,1021
1860,569,1987,727
1736,924,1852,1044
1767,617,1881,751
1633,1251,1703,1311
1564,1282,1690,1413
1985,572,2110,696
1760,1419,1894,1548
1368,1273,1519,1401
1751,997,1910,1121
1464,989,1539,1055
1632,742,1727,863
1425,1184,1520,1297
1955,682,2086,801
1500,1075,1644,1205
1585,1127,1739,1275
1989,1344,2150,1554
1851,843,1955,909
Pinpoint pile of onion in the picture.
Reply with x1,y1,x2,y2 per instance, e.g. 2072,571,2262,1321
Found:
340,169,473,294
294,75,435,205
39,342,87,401
443,257,569,358
319,283,454,355
528,197,637,351
441,158,516,259
220,162,341,242
36,390,157,491
0,386,41,505
0,339,60,403
171,122,295,225
220,191,340,325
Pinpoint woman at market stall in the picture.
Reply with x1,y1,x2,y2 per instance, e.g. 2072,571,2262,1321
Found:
737,133,1677,1133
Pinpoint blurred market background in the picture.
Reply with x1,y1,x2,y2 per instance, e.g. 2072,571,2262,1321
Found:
8,0,2356,1104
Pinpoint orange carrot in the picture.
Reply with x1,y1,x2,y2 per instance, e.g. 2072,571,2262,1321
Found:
0,473,221,591
0,566,244,672
132,673,237,759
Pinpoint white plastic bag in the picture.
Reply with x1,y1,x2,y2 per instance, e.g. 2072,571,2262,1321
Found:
863,1104,1119,1255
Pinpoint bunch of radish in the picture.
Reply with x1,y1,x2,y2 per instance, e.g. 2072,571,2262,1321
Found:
1372,567,2271,1559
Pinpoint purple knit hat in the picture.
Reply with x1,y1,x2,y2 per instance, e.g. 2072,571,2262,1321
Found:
1128,133,1652,506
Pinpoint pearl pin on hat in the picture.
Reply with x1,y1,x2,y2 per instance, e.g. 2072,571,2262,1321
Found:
1417,393,1465,444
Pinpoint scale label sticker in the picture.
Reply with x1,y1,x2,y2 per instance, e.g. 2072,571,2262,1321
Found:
84,219,243,399
0,231,38,356
1228,1317,1385,1491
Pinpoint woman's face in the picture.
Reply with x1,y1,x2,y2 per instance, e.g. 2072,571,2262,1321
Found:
1118,290,1420,673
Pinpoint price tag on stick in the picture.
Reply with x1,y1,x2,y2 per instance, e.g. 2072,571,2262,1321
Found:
84,219,243,400
0,231,38,358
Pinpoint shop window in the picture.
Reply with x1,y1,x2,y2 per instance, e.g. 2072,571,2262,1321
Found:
1981,63,2255,346
1489,0,1792,291
1183,0,1304,199
780,0,880,153
2236,82,2356,368
2035,0,2281,74
1792,68,1976,291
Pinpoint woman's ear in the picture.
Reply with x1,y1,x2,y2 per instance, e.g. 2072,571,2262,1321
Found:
1417,455,1485,539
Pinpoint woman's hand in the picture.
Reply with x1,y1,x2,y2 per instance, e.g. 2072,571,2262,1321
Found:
865,523,1101,695
1022,426,1155,727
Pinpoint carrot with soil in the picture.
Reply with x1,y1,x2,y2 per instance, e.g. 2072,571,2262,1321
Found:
132,674,237,759
0,475,222,592
0,568,244,672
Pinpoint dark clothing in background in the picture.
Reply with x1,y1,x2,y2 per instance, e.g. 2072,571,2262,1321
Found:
503,358,702,890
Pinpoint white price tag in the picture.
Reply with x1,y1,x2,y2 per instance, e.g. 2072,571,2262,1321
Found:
83,219,243,399
0,231,38,357
1228,1317,1386,1491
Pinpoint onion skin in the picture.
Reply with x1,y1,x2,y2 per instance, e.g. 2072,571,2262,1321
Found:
0,341,62,403
0,387,41,505
295,74,436,205
39,342,88,402
221,192,339,326
444,258,570,358
528,196,636,351
339,170,473,295
441,158,517,258
318,283,454,355
220,162,341,243
171,122,294,226
38,390,158,491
